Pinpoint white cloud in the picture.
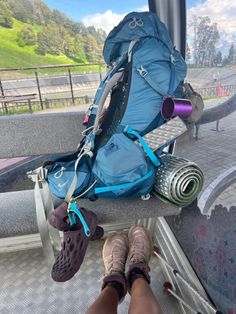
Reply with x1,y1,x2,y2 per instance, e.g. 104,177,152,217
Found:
83,1,235,50
188,0,236,45
82,10,125,34
82,5,148,34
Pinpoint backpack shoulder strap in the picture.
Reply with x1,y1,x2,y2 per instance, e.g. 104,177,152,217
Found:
93,69,124,135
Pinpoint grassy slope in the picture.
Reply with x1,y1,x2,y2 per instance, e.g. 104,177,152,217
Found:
0,19,76,68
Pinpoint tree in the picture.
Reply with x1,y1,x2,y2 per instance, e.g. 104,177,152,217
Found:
0,0,13,28
51,9,75,34
222,57,229,66
73,34,87,63
8,0,30,23
96,42,104,63
59,27,75,57
228,43,236,65
84,35,100,63
214,51,222,66
17,25,36,47
37,22,63,55
33,0,52,25
3,0,107,62
185,42,191,64
193,16,220,67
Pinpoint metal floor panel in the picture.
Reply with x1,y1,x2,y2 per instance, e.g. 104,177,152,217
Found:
0,240,180,314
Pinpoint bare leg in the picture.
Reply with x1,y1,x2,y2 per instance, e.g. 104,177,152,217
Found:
87,233,129,314
128,278,163,314
86,286,119,314
127,226,163,314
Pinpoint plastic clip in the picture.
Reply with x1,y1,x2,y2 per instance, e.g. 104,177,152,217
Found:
67,199,91,237
67,199,77,225
137,66,148,77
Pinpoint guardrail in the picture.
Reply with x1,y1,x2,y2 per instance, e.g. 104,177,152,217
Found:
0,94,36,113
0,95,93,114
198,166,236,215
195,93,236,139
0,63,104,110
195,84,236,98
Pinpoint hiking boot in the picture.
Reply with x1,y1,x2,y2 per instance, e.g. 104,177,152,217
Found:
126,225,152,289
102,233,129,302
48,202,98,282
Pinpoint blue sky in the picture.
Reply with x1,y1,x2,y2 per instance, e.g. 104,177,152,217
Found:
44,0,236,50
44,0,199,22
44,0,148,21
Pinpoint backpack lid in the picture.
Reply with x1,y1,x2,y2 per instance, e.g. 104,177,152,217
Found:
103,11,174,64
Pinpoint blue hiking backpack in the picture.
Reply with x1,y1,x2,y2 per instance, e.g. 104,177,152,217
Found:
38,12,187,204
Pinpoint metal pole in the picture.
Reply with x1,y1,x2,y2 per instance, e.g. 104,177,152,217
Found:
149,0,186,58
28,99,33,113
35,71,43,110
68,68,75,104
2,100,8,114
0,78,5,97
154,251,216,312
164,284,200,314
0,78,7,113
148,0,157,12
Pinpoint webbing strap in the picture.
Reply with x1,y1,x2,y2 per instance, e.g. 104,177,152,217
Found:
137,66,168,97
124,127,160,166
41,180,61,251
34,179,56,267
64,152,84,203
168,56,176,95
128,39,139,62
29,168,61,266
95,168,155,194
93,70,124,135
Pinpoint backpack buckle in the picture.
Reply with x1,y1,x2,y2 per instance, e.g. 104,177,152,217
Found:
137,66,148,77
27,167,47,182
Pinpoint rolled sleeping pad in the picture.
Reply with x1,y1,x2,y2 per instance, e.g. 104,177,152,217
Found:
153,154,204,207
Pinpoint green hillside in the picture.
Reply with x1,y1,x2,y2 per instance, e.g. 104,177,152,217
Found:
0,19,75,68
0,0,106,71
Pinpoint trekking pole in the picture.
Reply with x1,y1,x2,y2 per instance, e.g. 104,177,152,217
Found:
154,248,217,313
163,282,201,314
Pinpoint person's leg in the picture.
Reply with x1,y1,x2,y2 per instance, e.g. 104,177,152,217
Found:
126,226,163,314
129,278,163,314
86,285,119,314
86,233,129,314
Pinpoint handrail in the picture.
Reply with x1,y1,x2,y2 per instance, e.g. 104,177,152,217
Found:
0,94,36,102
198,166,236,216
0,63,104,72
197,93,236,125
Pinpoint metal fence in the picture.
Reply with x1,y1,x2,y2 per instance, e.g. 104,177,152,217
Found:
0,63,105,114
1,63,236,115
195,84,236,98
